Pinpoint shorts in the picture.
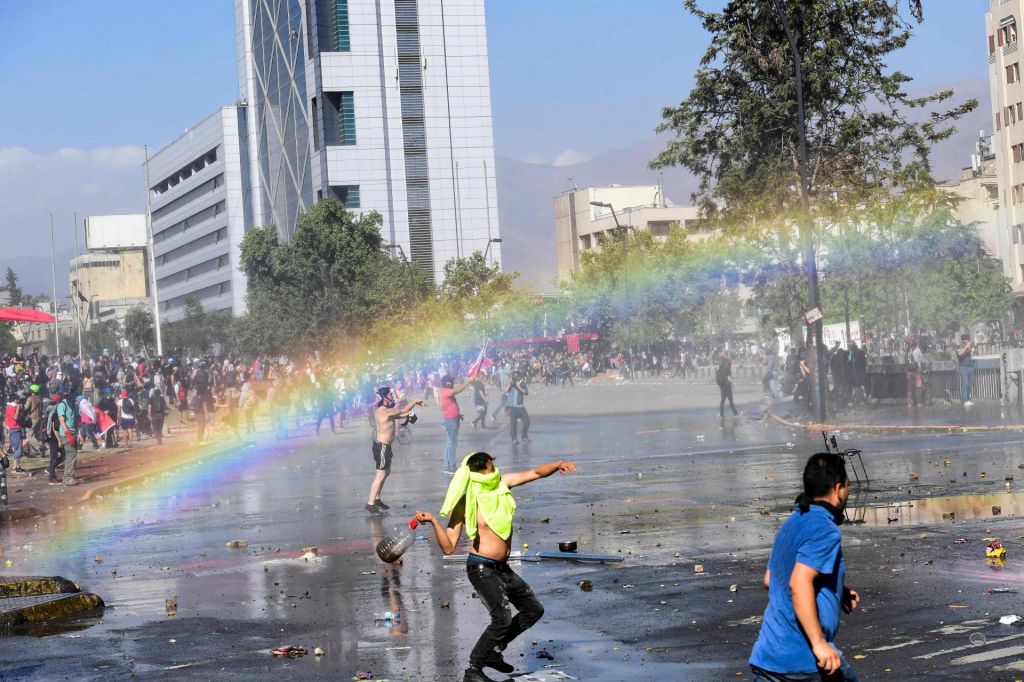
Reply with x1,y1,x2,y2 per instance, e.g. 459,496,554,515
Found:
120,418,135,429
372,441,393,470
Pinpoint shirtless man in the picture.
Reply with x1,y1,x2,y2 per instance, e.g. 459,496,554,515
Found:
366,386,423,515
416,452,577,682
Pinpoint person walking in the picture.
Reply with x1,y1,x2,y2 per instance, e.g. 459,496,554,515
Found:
749,453,860,682
716,350,739,418
416,452,577,682
471,372,489,430
438,375,472,473
506,373,530,444
366,387,423,515
956,333,975,407
76,395,100,449
490,364,510,421
4,392,26,474
54,392,79,486
149,387,167,446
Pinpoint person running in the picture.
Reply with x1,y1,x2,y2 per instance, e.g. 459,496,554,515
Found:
416,452,577,682
4,392,26,474
438,375,472,473
366,387,424,515
749,453,860,681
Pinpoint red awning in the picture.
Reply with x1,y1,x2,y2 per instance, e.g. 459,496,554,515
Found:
0,307,57,324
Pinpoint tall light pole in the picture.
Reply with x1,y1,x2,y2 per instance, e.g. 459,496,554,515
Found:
482,237,502,265
143,145,164,356
49,213,60,358
773,0,827,422
589,201,623,230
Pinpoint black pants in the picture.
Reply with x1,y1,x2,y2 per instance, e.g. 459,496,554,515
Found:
719,382,738,416
509,406,529,440
46,438,62,481
465,557,544,668
316,410,335,435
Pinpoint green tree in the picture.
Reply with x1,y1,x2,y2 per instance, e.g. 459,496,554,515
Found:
0,323,16,355
236,199,431,354
82,320,124,357
652,0,975,333
4,267,22,307
123,306,155,354
164,296,232,357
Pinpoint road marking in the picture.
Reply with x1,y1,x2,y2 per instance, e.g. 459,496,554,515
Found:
915,632,1024,660
866,639,923,652
929,619,990,635
951,644,1024,665
993,659,1024,672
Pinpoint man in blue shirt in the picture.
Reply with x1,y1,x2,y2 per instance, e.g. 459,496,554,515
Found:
750,453,860,681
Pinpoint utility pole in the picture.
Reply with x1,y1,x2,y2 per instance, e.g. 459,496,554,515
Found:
143,145,164,356
49,213,60,358
773,0,827,422
72,211,83,358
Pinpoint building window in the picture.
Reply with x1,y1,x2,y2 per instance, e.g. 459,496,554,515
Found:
330,185,360,208
1002,21,1018,47
1008,62,1020,84
311,96,320,151
991,34,997,54
580,234,592,250
323,92,356,145
333,0,350,51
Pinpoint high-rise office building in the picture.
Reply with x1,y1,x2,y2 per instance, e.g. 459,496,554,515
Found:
235,0,502,280
986,0,1024,294
147,107,251,322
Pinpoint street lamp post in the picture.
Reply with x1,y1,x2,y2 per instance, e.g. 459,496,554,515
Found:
589,201,623,231
773,0,828,422
482,237,502,265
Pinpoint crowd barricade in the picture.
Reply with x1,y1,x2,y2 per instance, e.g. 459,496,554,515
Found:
865,356,1003,402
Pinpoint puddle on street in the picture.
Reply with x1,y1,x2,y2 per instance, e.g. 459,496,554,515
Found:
851,490,1024,526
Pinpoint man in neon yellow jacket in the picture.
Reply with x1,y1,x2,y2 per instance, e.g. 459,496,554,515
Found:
416,452,577,682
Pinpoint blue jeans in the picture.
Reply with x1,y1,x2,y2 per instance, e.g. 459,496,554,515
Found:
443,417,460,471
959,365,974,401
751,659,860,682
8,428,23,464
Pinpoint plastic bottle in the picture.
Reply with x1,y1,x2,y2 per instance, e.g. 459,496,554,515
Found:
376,517,420,563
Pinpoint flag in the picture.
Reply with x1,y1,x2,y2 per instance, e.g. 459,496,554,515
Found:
467,342,494,378
95,409,116,437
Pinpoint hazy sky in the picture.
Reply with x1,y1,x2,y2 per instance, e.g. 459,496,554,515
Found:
0,0,993,293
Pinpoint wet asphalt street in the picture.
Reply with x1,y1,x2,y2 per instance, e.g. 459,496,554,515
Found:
6,378,1024,680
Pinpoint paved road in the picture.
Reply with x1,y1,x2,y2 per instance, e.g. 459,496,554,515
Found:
3,378,1024,680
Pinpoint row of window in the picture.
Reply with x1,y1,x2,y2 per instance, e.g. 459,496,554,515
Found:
151,174,223,222
1010,183,1024,205
154,201,224,244
1009,62,1021,85
309,0,350,56
157,254,230,290
162,281,231,313
156,227,228,267
997,101,1024,131
151,148,217,196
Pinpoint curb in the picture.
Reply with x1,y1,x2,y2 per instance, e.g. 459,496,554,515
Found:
0,507,43,524
0,592,104,631
766,404,1024,434
0,575,80,599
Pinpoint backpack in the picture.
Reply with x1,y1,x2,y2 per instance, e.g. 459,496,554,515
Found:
194,370,210,393
40,404,58,441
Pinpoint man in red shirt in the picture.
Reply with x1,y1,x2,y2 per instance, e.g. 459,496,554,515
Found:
438,375,472,473
4,393,26,474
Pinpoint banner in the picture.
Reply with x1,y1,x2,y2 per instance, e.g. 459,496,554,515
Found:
775,320,861,355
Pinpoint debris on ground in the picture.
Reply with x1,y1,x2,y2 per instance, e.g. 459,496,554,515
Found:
352,672,374,680
270,646,307,657
226,540,248,549
165,597,177,617
694,564,704,574
729,584,738,593
440,600,450,608
536,649,555,660
540,517,550,523
990,587,1018,594
1000,614,1023,625
302,546,319,556
987,541,1007,559
579,580,593,592
94,555,103,563
314,647,325,657
994,506,1003,516
942,512,955,521
954,538,968,545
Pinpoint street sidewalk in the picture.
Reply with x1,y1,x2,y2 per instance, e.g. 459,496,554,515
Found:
768,395,1024,432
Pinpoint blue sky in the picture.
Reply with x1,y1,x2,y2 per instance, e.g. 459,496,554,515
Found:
0,0,991,162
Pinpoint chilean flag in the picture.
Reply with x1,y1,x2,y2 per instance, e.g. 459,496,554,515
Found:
467,342,495,378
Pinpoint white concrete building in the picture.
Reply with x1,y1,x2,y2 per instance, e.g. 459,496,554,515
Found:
147,107,250,322
554,185,703,281
235,0,501,280
987,0,1024,294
